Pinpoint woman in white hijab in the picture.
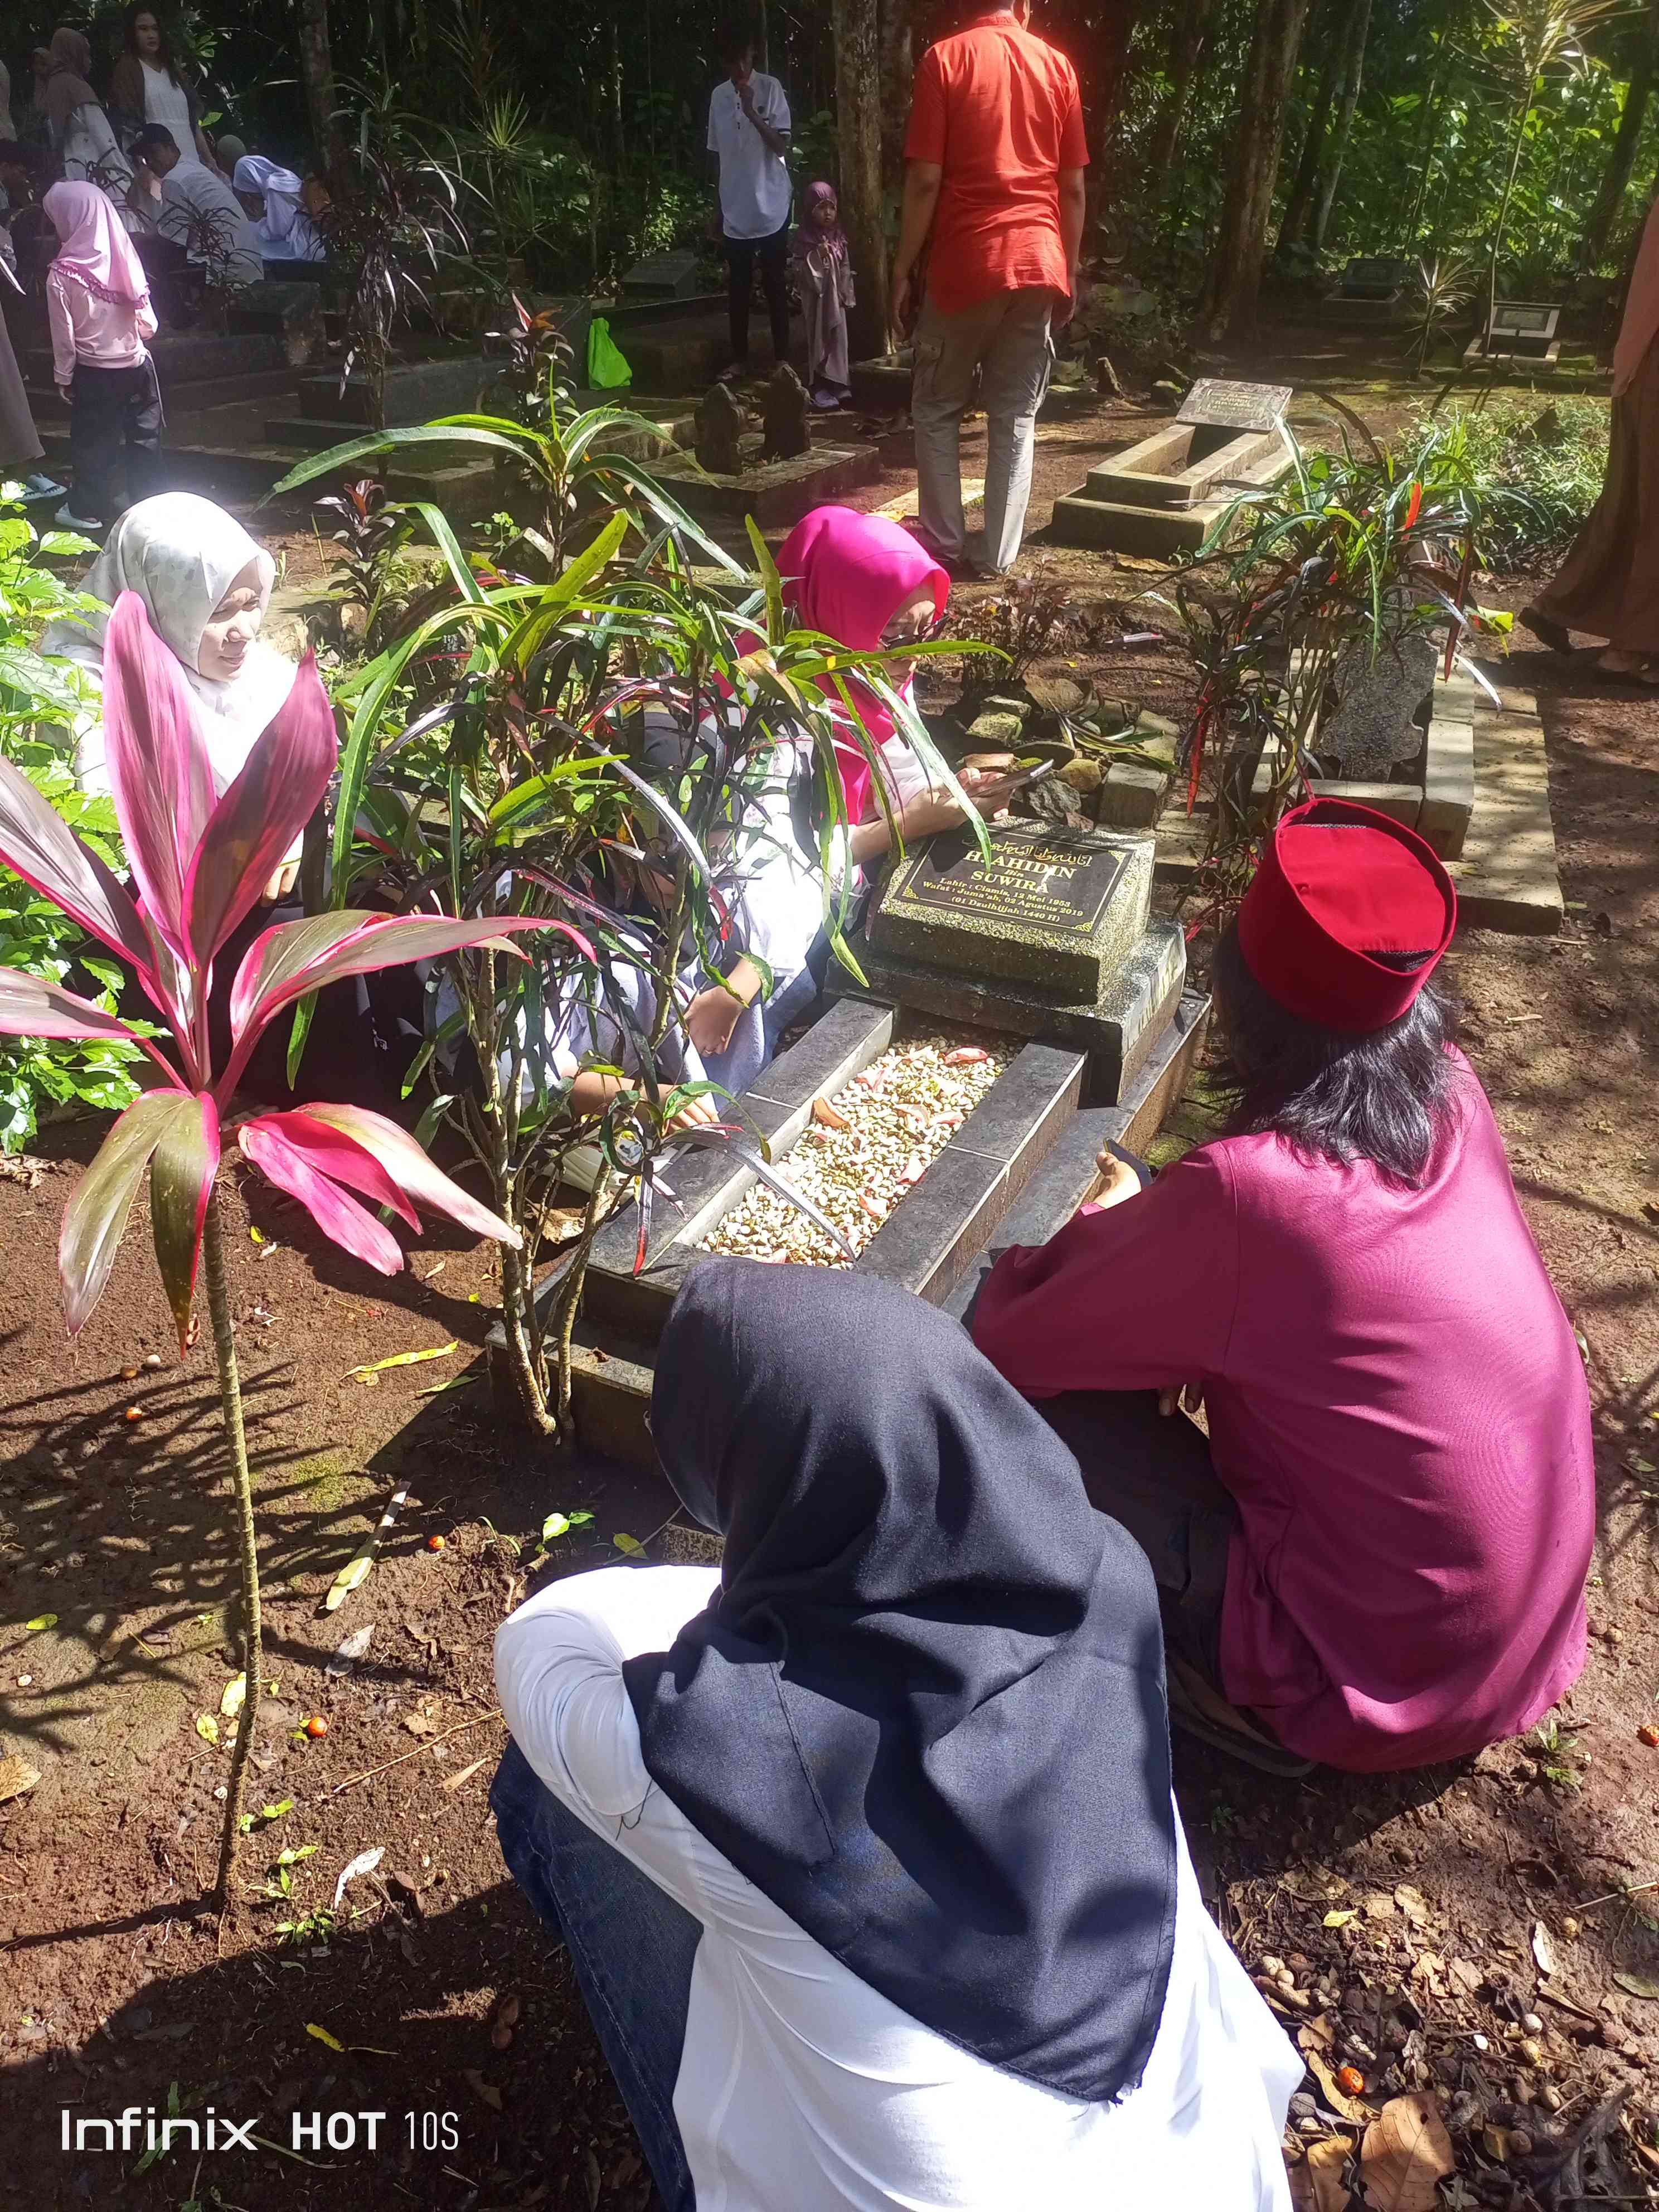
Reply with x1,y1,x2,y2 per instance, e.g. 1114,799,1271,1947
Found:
231,154,325,264
41,491,303,895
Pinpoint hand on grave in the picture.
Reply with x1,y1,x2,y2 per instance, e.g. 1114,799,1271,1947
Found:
1089,1149,1142,1212
686,984,745,1060
901,774,1013,841
667,1092,721,1134
1158,1382,1207,1422
261,856,302,904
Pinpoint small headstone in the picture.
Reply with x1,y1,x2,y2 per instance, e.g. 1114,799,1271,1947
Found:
1321,637,1439,777
1177,378,1294,434
1340,257,1413,300
695,382,746,474
761,364,812,460
871,820,1147,1001
620,248,702,300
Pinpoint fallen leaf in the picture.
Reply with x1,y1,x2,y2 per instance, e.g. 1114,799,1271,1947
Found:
0,1755,40,1804
220,1672,246,1719
1359,2093,1454,2212
1394,1884,1430,1927
249,1226,266,1244
326,1624,374,1675
1297,2011,1338,2053
943,1045,990,1066
23,1614,57,1634
1447,1958,1482,1996
442,1753,490,1793
1613,1970,1659,2000
1531,1919,1559,1977
1362,1892,1397,1919
462,2068,502,2113
343,1341,458,1384
1411,1951,1445,1987
1323,1908,1358,1928
811,1097,849,1131
325,1483,410,1612
403,1713,436,1738
1307,2046,1372,2122
305,2022,346,2051
195,1715,220,1745
1296,2136,1351,2212
333,1845,385,1910
612,1533,646,1558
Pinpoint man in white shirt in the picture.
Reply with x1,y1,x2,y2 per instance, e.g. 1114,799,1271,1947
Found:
129,123,264,288
706,20,792,384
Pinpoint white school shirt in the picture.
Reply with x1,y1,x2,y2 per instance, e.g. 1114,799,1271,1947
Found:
157,164,265,285
496,1565,1302,2212
707,74,792,240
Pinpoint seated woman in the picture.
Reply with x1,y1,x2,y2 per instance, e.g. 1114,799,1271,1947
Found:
231,154,324,265
972,799,1594,1776
493,1261,1302,2212
41,492,410,1102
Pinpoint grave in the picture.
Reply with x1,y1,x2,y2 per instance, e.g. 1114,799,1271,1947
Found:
847,346,1100,420
1322,256,1416,329
488,813,1207,1471
1466,301,1563,370
264,352,492,447
1050,378,1292,559
652,405,881,536
620,249,704,302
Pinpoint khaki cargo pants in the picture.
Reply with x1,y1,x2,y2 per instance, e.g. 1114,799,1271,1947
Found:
911,285,1056,574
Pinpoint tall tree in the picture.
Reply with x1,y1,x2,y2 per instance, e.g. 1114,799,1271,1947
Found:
880,0,915,193
1580,27,1656,269
297,0,338,172
1312,0,1374,250
1198,0,1318,346
835,0,890,360
1277,0,1345,252
1146,0,1223,192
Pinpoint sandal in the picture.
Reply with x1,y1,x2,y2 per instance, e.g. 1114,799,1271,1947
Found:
1165,1657,1316,1779
1519,608,1571,654
1596,648,1649,680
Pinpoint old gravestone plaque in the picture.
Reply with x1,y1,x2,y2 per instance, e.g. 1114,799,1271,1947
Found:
1177,377,1294,434
1340,257,1413,300
869,822,1148,1002
621,248,703,299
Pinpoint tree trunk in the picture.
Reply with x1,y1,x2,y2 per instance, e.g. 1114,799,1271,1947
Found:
835,0,889,361
297,0,337,176
1147,0,1220,192
1399,7,1457,255
1581,34,1655,271
1276,0,1343,253
1311,0,1372,251
204,1191,263,1925
1199,0,1318,348
605,7,625,177
880,0,915,197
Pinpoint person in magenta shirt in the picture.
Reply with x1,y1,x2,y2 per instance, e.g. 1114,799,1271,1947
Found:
972,799,1594,1775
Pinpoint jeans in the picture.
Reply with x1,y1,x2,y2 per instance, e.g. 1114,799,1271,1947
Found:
724,217,792,368
69,358,164,524
911,287,1056,573
491,1742,700,2210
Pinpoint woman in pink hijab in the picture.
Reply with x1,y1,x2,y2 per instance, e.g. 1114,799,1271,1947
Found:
43,180,161,530
778,505,1013,866
1524,196,1659,681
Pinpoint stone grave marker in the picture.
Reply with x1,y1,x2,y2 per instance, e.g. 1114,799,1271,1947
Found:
620,248,703,300
1177,377,1293,433
1468,301,1562,366
1322,636,1440,776
762,363,812,459
694,381,746,473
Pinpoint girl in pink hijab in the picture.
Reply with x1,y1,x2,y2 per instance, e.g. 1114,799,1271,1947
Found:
43,180,161,530
777,504,1012,868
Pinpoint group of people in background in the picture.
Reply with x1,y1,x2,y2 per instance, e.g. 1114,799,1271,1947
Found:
1,12,326,530
708,0,1085,578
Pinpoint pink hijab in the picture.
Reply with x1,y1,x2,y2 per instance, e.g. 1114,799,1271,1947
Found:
44,180,150,308
777,505,949,825
1614,196,1659,398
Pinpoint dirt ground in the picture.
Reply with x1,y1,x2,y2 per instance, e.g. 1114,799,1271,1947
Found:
2,334,1657,2210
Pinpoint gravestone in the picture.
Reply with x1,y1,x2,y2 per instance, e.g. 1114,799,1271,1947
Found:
1177,377,1293,433
1323,258,1415,331
1322,636,1440,776
695,381,746,473
1340,257,1413,300
1468,301,1562,367
762,363,812,459
1051,379,1292,556
620,248,702,301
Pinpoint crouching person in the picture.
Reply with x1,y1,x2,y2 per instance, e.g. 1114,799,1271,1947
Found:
972,799,1594,1776
492,1263,1302,2212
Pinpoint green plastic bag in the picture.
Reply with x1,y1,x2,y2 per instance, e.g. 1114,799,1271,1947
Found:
586,317,632,390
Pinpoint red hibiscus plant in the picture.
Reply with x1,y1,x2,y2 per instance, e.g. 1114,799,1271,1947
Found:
0,591,588,1915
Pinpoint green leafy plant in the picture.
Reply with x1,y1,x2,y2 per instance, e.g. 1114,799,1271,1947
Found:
1418,393,1610,567
0,596,570,1917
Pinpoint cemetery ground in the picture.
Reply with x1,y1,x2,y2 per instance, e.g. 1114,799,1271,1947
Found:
2,351,1658,2209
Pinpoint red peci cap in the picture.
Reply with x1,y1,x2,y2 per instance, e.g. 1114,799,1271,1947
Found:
1237,798,1457,1032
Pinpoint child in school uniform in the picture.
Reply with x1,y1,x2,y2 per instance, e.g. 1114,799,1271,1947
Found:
43,180,161,532
791,182,855,411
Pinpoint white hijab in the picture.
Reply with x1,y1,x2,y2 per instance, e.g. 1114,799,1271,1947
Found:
42,492,298,795
232,154,324,261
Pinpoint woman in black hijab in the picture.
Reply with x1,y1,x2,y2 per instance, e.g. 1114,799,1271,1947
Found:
492,1260,1300,2212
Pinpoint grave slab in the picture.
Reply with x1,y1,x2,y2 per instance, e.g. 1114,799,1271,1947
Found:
651,442,882,529
296,353,490,426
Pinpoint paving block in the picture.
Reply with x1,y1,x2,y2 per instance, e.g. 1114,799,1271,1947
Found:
1420,716,1475,859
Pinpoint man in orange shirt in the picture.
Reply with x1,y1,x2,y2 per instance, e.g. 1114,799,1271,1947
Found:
893,0,1088,576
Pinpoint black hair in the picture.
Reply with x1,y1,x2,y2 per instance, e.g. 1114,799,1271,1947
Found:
1209,921,1462,1189
0,142,50,180
719,15,758,62
132,123,178,156
123,3,180,80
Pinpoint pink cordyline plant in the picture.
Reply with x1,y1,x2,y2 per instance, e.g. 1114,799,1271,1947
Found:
0,591,589,1914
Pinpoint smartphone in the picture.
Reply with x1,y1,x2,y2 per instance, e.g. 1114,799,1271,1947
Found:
1000,759,1059,793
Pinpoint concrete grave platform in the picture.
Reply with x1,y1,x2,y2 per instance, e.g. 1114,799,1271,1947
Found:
650,440,881,531
1249,666,1478,860
1156,677,1562,935
1050,378,1292,559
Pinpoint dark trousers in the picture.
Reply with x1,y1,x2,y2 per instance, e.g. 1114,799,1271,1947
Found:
69,360,163,524
725,217,792,367
1032,1388,1239,1686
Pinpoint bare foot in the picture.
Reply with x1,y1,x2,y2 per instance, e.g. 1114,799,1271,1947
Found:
1597,648,1648,678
